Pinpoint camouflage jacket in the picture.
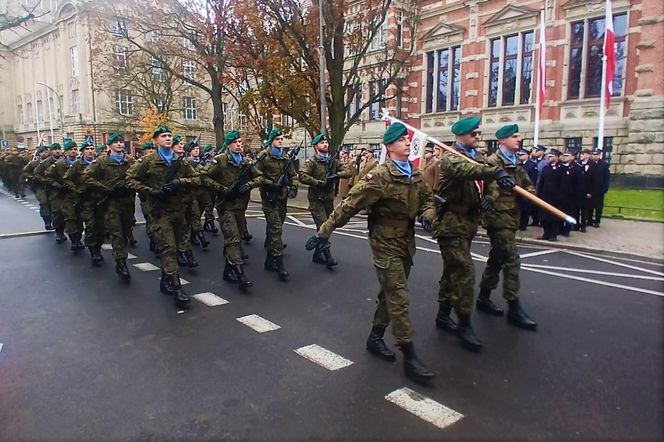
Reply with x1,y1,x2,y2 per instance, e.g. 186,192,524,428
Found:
33,156,61,187
299,153,353,201
319,159,435,258
23,159,41,185
3,152,28,172
255,148,299,201
432,144,498,239
481,151,535,231
203,151,267,210
82,154,136,203
64,158,96,196
43,157,77,196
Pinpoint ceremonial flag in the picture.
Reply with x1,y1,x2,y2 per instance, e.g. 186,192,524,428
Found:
603,0,616,109
537,11,546,113
379,119,428,168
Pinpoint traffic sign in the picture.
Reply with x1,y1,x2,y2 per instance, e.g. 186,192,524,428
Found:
84,135,94,144
1,139,8,148
85,128,94,136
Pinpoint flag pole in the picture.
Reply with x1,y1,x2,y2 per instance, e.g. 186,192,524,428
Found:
597,55,607,151
533,10,545,148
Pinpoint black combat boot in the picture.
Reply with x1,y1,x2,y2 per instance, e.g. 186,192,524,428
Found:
127,231,137,247
476,288,504,316
89,246,103,267
69,233,85,251
398,342,435,383
171,273,191,309
223,260,239,283
203,220,213,232
160,271,175,296
211,221,219,236
322,248,338,268
275,255,289,281
190,228,200,246
177,252,188,266
43,216,54,231
312,249,326,264
115,259,131,281
435,304,457,333
55,230,67,244
507,299,537,330
264,253,278,271
197,231,210,249
457,315,482,352
240,244,249,260
149,238,158,254
243,233,252,244
184,250,199,268
366,326,396,362
234,265,252,291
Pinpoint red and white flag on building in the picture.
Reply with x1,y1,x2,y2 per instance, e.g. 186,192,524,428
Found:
603,0,616,108
379,120,428,168
537,11,546,113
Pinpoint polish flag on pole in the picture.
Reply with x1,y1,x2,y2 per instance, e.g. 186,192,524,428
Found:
379,119,428,168
603,0,616,109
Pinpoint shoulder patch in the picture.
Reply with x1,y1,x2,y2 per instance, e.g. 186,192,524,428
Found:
365,173,373,180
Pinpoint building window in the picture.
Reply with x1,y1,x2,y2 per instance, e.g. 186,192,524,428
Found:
111,19,127,37
568,13,627,100
369,79,386,120
70,89,79,115
182,36,195,50
50,0,58,12
155,95,167,112
183,60,196,80
593,136,613,164
425,46,461,113
488,31,534,108
346,83,362,122
150,56,167,82
116,89,132,116
17,105,24,124
147,30,159,43
396,11,404,48
369,20,387,51
68,21,76,39
26,102,33,123
564,137,583,155
36,100,43,122
395,90,402,118
69,47,79,77
183,97,197,120
113,46,128,70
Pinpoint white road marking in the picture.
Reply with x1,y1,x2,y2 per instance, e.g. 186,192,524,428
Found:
294,344,353,371
132,262,160,271
520,249,561,259
385,387,463,430
19,201,31,205
127,253,137,259
0,343,3,354
522,264,664,281
193,292,229,306
101,244,112,250
286,215,307,227
565,251,664,277
236,314,281,333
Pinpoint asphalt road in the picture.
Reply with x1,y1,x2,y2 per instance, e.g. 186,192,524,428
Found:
0,196,662,441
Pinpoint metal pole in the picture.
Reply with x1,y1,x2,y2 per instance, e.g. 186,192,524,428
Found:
318,0,327,138
597,56,607,152
43,85,55,142
33,83,41,142
38,82,64,143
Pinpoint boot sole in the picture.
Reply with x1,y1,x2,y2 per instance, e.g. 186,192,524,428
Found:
476,306,505,317
405,370,435,383
435,320,458,334
459,338,482,352
507,317,538,331
366,347,397,362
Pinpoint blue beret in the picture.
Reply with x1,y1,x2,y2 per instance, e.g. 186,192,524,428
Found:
451,117,481,136
152,125,172,138
383,122,408,145
312,133,327,145
495,124,519,139
107,133,123,145
266,128,283,145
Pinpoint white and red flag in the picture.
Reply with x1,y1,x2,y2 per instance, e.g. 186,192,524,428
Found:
603,0,616,108
379,119,428,168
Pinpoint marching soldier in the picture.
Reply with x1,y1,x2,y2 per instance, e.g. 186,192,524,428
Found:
23,145,53,229
202,130,266,290
126,125,221,309
133,142,158,254
299,133,352,267
200,144,219,235
432,117,516,352
256,128,299,281
188,143,211,249
172,135,200,268
4,146,29,198
306,122,437,383
476,124,537,330
44,140,85,251
33,143,64,240
82,134,135,281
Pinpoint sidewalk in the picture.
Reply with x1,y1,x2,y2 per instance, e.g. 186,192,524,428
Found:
254,188,664,261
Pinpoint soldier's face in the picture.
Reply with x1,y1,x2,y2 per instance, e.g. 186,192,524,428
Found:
190,146,200,157
109,141,124,153
500,134,521,152
66,149,78,158
534,150,544,158
316,140,329,153
83,146,95,158
173,141,184,155
272,136,284,149
458,130,480,148
52,148,62,156
230,139,243,153
387,135,410,161
154,132,173,148
518,153,529,162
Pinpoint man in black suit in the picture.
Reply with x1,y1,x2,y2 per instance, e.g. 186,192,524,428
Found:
590,150,611,227
559,150,582,237
518,148,537,231
536,149,563,241
577,149,597,232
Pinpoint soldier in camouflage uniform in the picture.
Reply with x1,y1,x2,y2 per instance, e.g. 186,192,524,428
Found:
171,135,200,268
307,123,437,383
203,130,267,290
200,144,219,235
34,143,64,240
4,147,29,197
299,133,352,267
432,117,516,352
64,141,105,266
133,142,158,255
82,134,135,281
126,125,224,309
256,128,299,281
44,140,86,251
188,143,211,249
23,145,53,229
476,124,537,330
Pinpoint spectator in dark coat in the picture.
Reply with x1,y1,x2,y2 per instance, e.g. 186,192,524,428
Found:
536,149,563,241
577,149,597,231
518,148,537,230
531,145,548,226
559,150,582,237
590,150,611,227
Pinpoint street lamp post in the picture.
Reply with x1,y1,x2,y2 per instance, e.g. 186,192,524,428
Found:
36,82,65,144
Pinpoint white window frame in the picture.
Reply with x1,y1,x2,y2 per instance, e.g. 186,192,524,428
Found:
111,19,127,37
369,19,388,51
113,46,128,70
183,97,197,120
17,105,24,124
69,47,79,78
396,11,404,49
183,60,196,80
116,89,133,116
150,56,167,82
68,21,76,39
70,89,80,115
182,36,195,50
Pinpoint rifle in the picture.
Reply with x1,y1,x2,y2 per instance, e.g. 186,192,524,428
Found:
217,151,267,207
152,134,201,200
266,142,302,203
323,149,342,190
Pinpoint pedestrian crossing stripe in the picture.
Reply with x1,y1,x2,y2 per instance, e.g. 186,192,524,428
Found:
236,314,281,333
193,292,229,306
132,262,159,271
385,388,464,430
294,344,353,371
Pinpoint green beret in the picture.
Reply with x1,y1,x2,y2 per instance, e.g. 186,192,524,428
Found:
49,143,62,150
311,133,326,145
152,125,172,138
202,144,214,152
495,124,519,140
141,141,154,151
63,140,77,151
172,135,182,145
451,116,481,136
95,144,106,154
79,141,93,151
107,133,123,145
36,146,47,154
266,128,283,145
224,130,241,147
383,122,408,145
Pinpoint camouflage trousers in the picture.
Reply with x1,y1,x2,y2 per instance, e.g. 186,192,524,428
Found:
139,198,153,241
62,194,82,235
194,189,214,223
48,192,65,234
104,198,134,260
81,201,105,248
479,228,521,301
372,251,415,344
308,198,334,229
179,199,195,253
261,197,287,257
151,210,188,275
217,206,245,265
437,236,476,316
34,187,51,220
